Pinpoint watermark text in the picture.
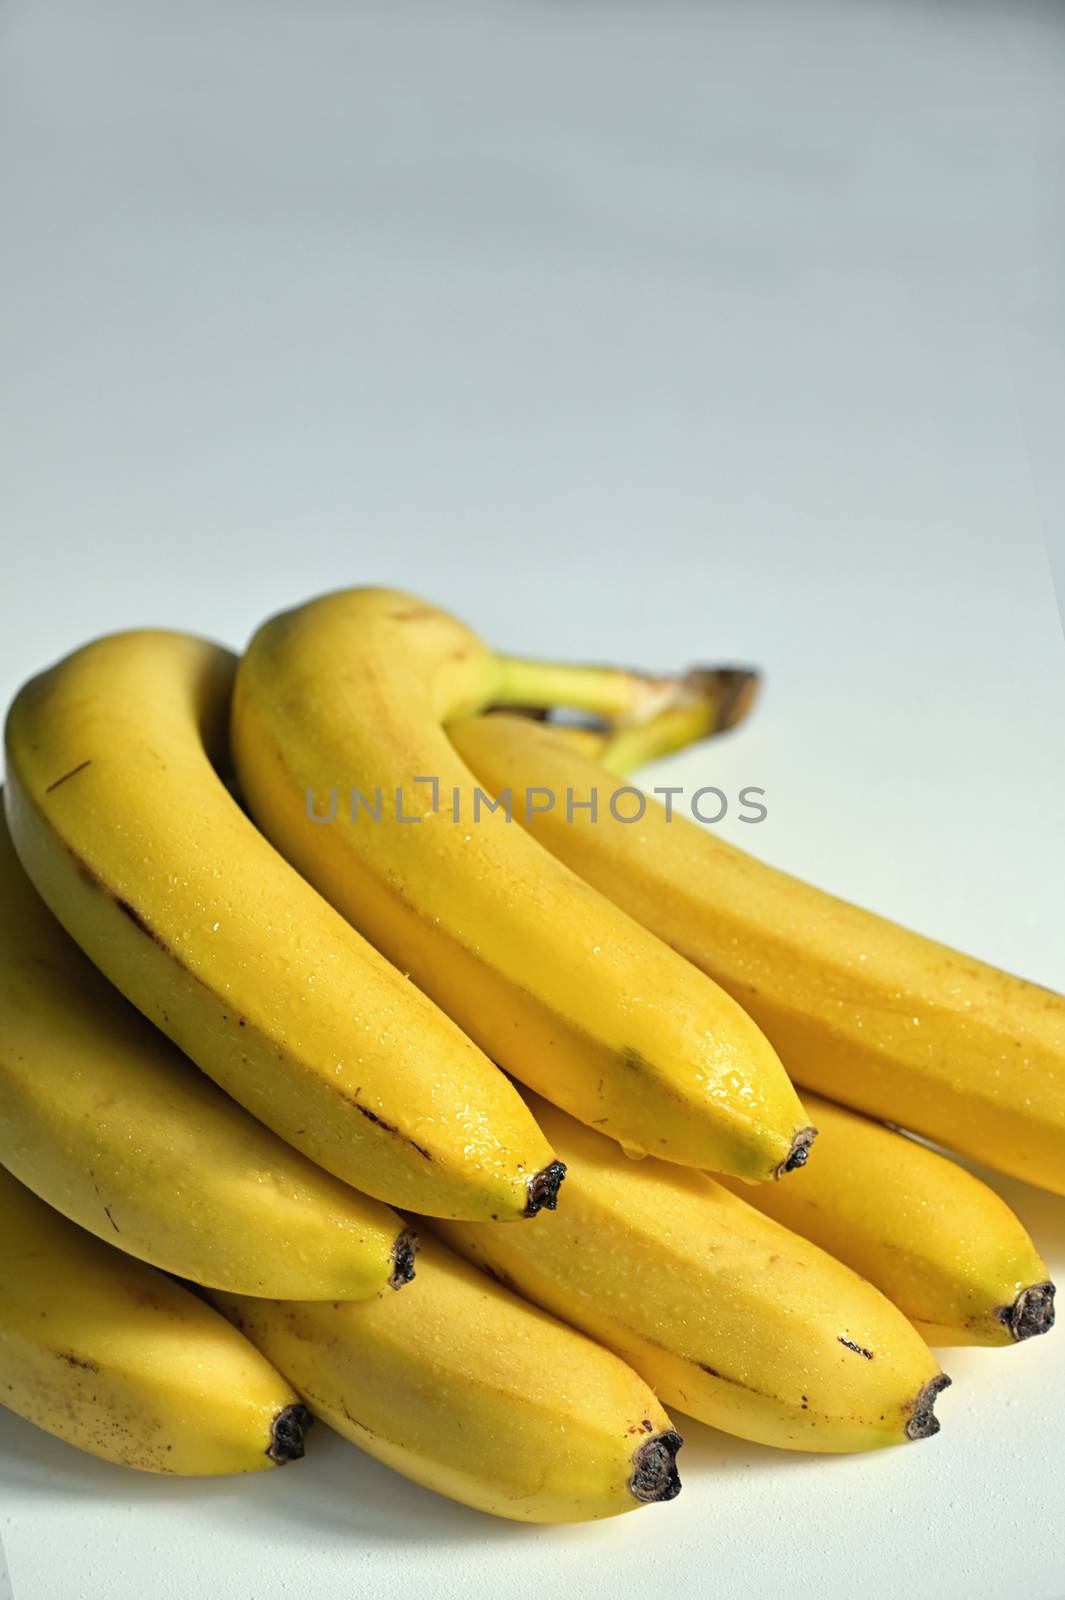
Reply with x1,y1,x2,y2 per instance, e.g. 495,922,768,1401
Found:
305,780,768,827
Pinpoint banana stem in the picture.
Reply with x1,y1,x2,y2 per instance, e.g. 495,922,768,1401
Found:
597,669,760,775
492,656,702,725
506,666,761,777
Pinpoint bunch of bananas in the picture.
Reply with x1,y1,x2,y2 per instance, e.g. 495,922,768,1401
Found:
1,587,1061,1523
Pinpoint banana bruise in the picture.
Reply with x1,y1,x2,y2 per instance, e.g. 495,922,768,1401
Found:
232,588,812,1184
450,711,1065,1197
718,1093,1055,1348
3,631,559,1221
0,805,416,1299
436,1094,951,1454
210,1234,682,1523
0,1166,308,1474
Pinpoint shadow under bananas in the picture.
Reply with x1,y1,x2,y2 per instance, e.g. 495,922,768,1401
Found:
662,1413,918,1476
0,1409,551,1546
970,1169,1065,1260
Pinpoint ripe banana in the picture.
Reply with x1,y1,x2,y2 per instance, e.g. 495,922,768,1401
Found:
718,1092,1055,1348
436,1093,951,1454
450,711,1065,1195
0,805,416,1298
210,1234,682,1523
0,1165,309,1474
232,588,813,1182
3,630,559,1221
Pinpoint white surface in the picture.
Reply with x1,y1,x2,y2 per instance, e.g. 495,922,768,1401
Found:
2,2,1064,1597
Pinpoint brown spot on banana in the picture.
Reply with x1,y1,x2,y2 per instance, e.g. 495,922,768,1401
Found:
68,843,174,956
348,1099,434,1161
479,1262,519,1292
697,1362,767,1398
339,1401,373,1434
44,759,93,793
388,606,438,624
56,1352,99,1372
114,897,169,948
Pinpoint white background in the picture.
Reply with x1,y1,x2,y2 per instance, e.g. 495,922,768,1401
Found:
2,2,1064,1597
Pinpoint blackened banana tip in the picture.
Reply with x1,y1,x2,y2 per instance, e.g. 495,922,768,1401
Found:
906,1374,951,1442
267,1403,313,1464
1000,1281,1056,1341
682,664,761,732
389,1228,420,1290
524,1160,567,1217
717,667,761,731
777,1125,818,1179
630,1429,684,1503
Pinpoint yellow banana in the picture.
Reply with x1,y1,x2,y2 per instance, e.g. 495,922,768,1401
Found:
450,711,1065,1195
0,804,415,1298
211,1234,682,1523
719,1092,1055,1348
436,1093,951,1454
3,630,559,1221
0,1165,309,1474
232,588,812,1182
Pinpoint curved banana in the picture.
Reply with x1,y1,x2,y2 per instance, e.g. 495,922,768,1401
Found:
3,630,559,1222
232,589,812,1182
436,1094,951,1454
211,1234,682,1523
719,1092,1055,1348
0,1165,309,1474
450,711,1065,1195
0,806,416,1298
